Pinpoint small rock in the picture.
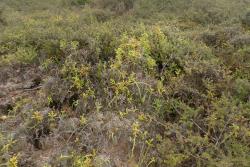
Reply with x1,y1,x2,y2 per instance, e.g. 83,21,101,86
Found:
0,115,7,121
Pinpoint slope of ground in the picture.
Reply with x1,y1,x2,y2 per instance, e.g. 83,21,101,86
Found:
0,0,250,167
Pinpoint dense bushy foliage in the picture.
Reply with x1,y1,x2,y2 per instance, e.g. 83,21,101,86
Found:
0,0,249,166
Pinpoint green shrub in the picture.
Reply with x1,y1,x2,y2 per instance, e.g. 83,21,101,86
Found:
1,0,250,166
242,11,250,28
0,47,37,65
91,0,134,14
63,0,89,6
233,78,250,101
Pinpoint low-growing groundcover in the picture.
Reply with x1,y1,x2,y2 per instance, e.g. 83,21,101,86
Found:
0,0,250,166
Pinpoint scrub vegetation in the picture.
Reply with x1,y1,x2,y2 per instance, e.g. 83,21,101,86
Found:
0,0,250,166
